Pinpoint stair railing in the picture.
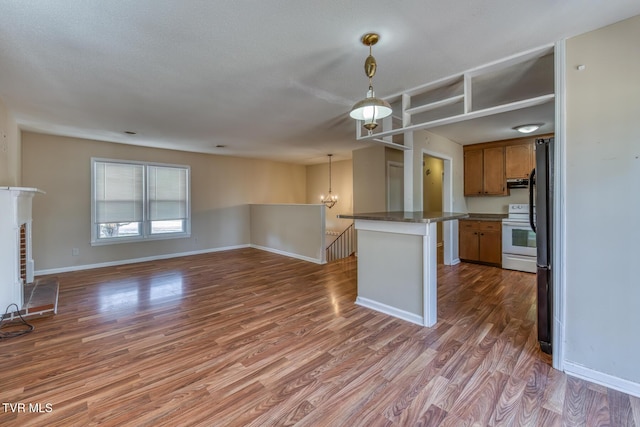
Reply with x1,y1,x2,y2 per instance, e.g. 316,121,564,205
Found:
326,223,356,263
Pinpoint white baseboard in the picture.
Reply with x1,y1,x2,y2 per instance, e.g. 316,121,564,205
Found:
564,361,640,398
35,244,251,275
35,243,326,276
355,296,424,326
249,244,325,265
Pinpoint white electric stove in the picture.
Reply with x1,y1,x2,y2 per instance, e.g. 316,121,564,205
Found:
502,203,537,273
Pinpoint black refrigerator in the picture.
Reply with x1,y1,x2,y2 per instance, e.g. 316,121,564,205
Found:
529,137,553,354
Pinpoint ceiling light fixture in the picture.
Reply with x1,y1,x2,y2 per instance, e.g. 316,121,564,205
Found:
320,154,338,209
349,33,392,134
513,124,543,134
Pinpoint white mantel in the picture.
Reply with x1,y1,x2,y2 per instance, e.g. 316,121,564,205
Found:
0,187,44,312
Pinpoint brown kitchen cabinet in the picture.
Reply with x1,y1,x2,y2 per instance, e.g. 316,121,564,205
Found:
505,142,534,179
459,220,502,266
464,134,553,196
464,146,506,196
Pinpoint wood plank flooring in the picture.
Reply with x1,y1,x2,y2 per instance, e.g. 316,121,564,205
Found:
1,248,638,426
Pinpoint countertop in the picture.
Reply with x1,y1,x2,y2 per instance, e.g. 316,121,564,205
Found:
337,211,468,224
463,213,507,221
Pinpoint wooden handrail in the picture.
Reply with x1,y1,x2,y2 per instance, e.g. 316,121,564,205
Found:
326,223,356,263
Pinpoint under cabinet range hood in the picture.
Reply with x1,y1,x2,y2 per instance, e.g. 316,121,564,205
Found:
507,178,529,189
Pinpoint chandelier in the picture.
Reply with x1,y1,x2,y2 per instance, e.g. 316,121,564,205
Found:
349,33,392,133
320,154,338,209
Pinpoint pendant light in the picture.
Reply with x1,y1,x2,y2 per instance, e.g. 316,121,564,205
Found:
320,154,338,208
349,33,392,133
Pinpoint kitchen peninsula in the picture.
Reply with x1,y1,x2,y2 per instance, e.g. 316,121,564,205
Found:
338,211,467,327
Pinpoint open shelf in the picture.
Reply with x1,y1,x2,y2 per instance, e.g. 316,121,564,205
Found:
355,44,556,144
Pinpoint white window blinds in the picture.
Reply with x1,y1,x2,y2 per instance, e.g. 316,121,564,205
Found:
94,161,144,223
148,166,188,221
91,158,190,244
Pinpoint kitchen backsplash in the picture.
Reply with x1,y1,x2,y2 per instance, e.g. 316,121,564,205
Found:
464,188,529,213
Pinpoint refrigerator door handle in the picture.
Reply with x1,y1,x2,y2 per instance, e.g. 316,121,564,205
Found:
529,168,536,232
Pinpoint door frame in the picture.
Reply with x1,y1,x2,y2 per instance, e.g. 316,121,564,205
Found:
421,149,455,265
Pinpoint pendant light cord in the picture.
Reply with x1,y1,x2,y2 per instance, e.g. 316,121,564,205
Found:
328,155,332,193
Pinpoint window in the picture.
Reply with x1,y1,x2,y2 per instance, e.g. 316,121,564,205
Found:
91,158,190,245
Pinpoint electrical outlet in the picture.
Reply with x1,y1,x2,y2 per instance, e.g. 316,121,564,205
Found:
71,248,80,256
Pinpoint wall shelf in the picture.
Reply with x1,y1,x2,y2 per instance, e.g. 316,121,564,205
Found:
360,93,555,141
405,94,465,116
356,44,555,145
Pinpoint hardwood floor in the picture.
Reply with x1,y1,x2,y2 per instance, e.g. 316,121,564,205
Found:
1,248,638,426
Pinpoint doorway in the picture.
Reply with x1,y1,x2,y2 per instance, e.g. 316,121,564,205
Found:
420,150,454,265
423,155,444,263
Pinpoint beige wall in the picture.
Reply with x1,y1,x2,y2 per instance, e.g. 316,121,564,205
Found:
352,145,405,213
0,97,21,186
305,158,353,232
564,15,640,385
250,204,325,263
464,189,529,214
21,132,306,271
423,155,443,212
353,145,386,213
354,132,466,215
357,229,423,316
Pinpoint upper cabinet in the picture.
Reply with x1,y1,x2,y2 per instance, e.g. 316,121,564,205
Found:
464,146,506,196
464,134,552,196
464,149,484,196
505,143,534,179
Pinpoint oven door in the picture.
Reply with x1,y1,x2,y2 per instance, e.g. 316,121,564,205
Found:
502,221,537,256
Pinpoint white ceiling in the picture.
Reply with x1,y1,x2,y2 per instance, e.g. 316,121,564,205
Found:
1,1,639,165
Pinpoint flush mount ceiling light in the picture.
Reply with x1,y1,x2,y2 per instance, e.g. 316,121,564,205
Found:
349,33,392,134
320,154,338,209
513,124,543,134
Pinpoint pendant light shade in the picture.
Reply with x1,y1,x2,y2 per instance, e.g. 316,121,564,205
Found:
350,33,392,132
349,88,393,131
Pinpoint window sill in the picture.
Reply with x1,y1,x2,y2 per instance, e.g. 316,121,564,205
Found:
90,232,191,246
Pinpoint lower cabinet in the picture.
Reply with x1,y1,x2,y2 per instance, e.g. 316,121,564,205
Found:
459,220,502,266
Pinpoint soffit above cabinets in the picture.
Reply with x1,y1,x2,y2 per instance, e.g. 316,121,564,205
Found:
357,45,556,147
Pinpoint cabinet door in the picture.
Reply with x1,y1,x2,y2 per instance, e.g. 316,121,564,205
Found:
478,221,502,265
464,150,484,196
506,143,533,179
479,231,501,264
459,221,479,261
482,146,506,195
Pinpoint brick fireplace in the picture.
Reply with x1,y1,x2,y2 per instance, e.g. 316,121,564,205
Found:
0,187,57,318
19,223,27,285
